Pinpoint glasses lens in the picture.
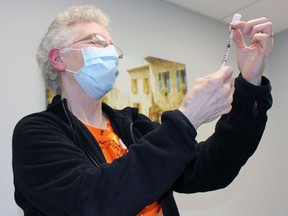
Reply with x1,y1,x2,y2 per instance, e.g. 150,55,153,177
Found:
92,35,107,47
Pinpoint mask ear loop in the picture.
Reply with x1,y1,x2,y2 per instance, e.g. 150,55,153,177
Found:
60,48,82,52
65,68,77,74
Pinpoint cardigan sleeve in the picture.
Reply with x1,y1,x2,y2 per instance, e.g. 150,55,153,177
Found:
173,74,272,193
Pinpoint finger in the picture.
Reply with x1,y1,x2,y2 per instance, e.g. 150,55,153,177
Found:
216,66,234,82
226,73,235,87
223,69,234,86
230,18,273,35
242,17,270,34
230,20,245,29
222,74,235,98
252,32,274,43
251,33,274,55
248,22,273,39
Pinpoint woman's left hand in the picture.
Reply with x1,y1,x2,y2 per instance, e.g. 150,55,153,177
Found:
231,17,274,85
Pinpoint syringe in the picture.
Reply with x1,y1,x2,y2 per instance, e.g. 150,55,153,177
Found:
220,13,242,68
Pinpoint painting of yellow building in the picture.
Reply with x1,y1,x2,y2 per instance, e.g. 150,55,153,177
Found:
106,56,187,122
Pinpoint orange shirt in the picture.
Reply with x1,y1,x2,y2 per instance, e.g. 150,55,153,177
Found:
85,118,162,216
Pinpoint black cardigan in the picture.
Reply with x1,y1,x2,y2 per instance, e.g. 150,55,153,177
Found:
12,74,272,216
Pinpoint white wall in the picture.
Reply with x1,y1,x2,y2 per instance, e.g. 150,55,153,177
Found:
0,0,287,215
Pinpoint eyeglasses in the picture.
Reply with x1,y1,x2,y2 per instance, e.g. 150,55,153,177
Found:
72,34,123,59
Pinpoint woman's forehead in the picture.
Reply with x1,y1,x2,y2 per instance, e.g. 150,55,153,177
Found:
70,22,112,40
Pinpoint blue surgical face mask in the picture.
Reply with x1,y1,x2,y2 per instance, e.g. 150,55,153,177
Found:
64,46,119,100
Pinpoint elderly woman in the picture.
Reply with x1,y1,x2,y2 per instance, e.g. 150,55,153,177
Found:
12,4,273,216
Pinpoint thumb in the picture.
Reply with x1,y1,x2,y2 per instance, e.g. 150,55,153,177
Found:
232,28,246,51
217,66,234,82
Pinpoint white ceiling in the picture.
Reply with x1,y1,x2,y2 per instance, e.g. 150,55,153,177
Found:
160,0,288,34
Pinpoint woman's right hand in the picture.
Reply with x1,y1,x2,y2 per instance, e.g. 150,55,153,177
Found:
179,66,235,129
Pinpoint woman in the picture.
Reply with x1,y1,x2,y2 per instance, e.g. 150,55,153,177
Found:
12,4,273,216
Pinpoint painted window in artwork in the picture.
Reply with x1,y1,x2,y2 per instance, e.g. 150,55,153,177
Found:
158,71,170,94
158,73,162,91
176,70,180,90
131,78,138,94
164,71,171,93
143,77,150,94
176,69,187,92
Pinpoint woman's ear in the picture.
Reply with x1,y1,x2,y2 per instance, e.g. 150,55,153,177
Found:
48,48,65,72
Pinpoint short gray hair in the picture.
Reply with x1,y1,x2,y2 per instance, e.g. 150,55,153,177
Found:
36,5,110,94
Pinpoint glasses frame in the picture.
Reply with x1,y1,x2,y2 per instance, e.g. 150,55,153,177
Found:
72,34,123,59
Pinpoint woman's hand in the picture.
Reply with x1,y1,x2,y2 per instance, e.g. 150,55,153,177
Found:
231,17,274,85
179,67,234,129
